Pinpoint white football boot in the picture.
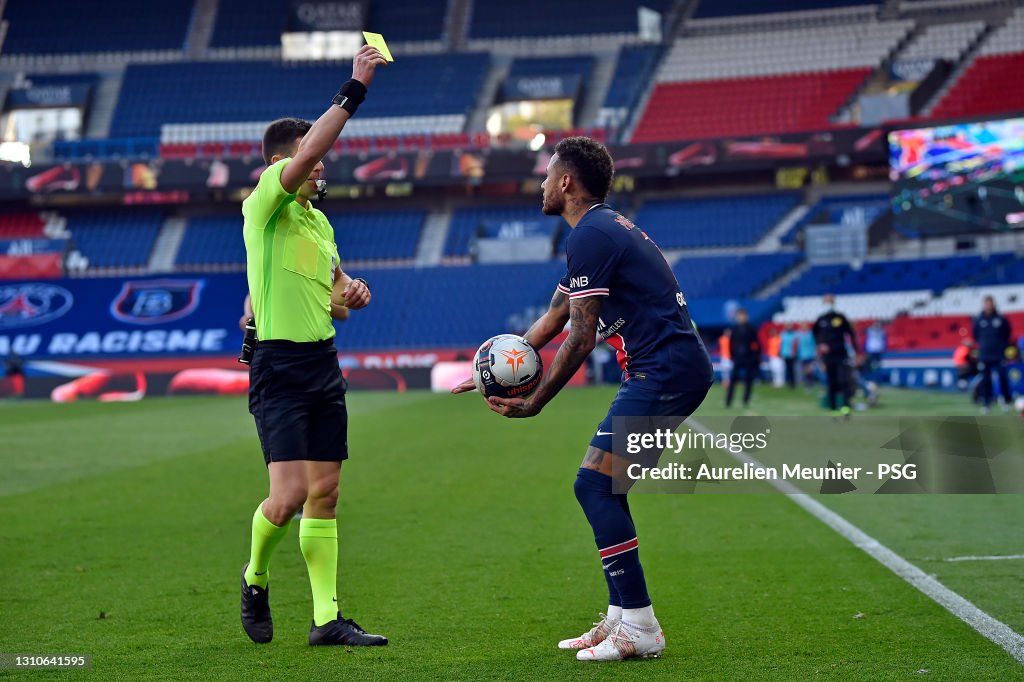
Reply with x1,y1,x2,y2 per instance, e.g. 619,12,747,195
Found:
576,619,665,661
557,613,617,650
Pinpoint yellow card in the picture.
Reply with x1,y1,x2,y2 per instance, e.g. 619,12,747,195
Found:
362,31,394,62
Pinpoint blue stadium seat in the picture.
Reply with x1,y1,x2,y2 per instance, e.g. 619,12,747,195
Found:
468,0,672,38
447,206,561,257
603,45,661,109
209,0,287,47
781,194,890,244
507,56,595,80
68,211,164,268
176,216,246,267
177,210,424,266
335,262,566,349
780,254,1016,296
369,0,449,42
971,258,1024,286
634,194,800,248
1,0,190,53
673,253,802,299
110,55,490,138
693,0,880,18
324,210,425,261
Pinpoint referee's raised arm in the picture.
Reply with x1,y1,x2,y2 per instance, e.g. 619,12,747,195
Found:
279,45,387,194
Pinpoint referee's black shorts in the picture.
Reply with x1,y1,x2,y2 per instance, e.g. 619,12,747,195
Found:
248,338,348,465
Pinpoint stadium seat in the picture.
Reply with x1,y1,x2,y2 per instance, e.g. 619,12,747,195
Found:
692,0,881,18
634,193,800,248
66,211,164,268
467,0,673,38
110,56,490,138
0,0,190,53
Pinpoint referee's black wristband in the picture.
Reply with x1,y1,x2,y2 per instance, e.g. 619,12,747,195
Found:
332,79,367,116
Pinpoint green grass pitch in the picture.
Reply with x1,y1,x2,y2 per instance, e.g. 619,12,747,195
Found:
1,385,1022,680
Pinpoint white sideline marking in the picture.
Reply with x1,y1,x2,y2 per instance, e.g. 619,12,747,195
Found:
687,418,1024,665
945,554,1024,563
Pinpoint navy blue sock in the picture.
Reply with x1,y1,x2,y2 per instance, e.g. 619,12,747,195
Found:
573,467,651,609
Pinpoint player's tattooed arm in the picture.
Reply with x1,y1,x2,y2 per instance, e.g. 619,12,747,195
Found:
523,287,570,350
489,296,599,418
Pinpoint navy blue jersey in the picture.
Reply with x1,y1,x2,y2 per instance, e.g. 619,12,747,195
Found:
558,204,712,391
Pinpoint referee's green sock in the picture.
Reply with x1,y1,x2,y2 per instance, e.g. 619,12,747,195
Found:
244,504,290,589
299,518,339,627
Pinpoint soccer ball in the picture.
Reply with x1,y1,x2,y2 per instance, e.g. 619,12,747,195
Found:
472,334,542,399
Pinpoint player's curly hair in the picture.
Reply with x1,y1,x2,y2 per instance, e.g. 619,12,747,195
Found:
262,118,313,166
554,136,614,200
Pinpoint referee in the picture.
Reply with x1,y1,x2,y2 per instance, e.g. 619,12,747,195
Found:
239,45,388,647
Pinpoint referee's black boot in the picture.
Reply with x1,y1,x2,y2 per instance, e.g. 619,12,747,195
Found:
309,613,388,646
240,563,273,643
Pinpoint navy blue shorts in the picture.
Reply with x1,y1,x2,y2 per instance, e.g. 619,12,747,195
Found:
248,338,348,465
591,379,711,457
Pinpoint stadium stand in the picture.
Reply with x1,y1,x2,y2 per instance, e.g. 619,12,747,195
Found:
930,7,1024,119
0,213,47,239
675,253,804,299
781,193,889,244
973,257,1024,285
507,56,595,80
0,0,191,54
175,217,246,268
368,0,450,42
912,283,1024,316
632,18,911,141
693,0,881,18
634,193,800,248
898,20,985,61
336,262,566,349
467,0,673,38
325,209,426,261
176,210,425,267
774,291,934,323
778,253,1016,296
209,0,287,48
601,45,661,127
110,55,490,139
66,212,164,269
446,206,559,258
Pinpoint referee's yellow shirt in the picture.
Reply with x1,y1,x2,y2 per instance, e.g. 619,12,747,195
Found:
242,159,340,342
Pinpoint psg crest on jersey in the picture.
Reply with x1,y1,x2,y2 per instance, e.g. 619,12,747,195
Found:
110,279,204,325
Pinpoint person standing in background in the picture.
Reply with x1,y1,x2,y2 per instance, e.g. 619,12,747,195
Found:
813,294,858,417
766,328,784,388
718,327,733,396
864,321,887,381
973,295,1013,413
780,324,797,389
796,322,818,389
725,308,761,409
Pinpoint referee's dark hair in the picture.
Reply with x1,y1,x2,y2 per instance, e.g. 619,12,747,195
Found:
554,136,614,201
262,118,313,166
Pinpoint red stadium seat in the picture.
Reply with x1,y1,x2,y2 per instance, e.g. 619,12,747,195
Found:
632,69,870,142
931,52,1024,120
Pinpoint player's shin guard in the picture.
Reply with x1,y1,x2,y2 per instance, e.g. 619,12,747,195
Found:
573,468,651,610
